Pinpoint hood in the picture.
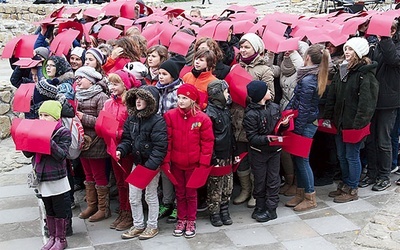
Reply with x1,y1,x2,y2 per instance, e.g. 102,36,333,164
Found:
357,61,378,75
125,85,159,118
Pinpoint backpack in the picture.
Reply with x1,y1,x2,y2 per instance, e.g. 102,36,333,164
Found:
62,116,85,160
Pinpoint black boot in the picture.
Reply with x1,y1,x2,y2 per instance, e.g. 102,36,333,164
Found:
251,207,264,219
210,213,223,227
220,204,232,225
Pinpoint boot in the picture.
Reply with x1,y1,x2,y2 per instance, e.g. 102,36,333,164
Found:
233,169,251,205
328,181,345,198
285,188,304,207
115,210,133,231
284,176,297,196
89,185,111,222
210,213,223,227
279,174,294,194
220,203,233,225
49,218,67,250
41,216,55,250
333,187,358,203
79,181,98,219
294,192,317,212
247,173,256,208
110,210,123,229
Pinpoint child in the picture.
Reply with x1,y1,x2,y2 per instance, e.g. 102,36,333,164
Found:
117,85,168,240
105,70,140,231
243,80,288,222
205,80,236,227
23,100,72,250
163,84,214,238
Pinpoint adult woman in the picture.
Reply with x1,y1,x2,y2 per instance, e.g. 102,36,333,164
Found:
43,55,75,100
74,66,110,222
69,47,86,72
145,45,169,86
324,37,379,203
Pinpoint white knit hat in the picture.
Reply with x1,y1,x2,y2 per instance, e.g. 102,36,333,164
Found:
240,33,265,54
75,66,102,83
124,62,148,80
343,37,369,59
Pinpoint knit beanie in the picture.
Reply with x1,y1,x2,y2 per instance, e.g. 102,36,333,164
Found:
34,47,50,60
247,80,268,103
177,84,199,104
36,78,59,99
75,66,103,83
86,48,106,66
240,33,265,54
48,55,72,77
343,37,369,59
159,59,180,80
38,100,62,120
71,47,86,64
113,70,141,90
124,62,148,80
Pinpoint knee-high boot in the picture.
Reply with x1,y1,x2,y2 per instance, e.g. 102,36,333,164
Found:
49,218,67,250
41,216,55,250
89,185,111,222
78,181,98,219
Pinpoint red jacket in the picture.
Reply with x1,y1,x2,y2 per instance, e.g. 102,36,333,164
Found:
103,96,128,143
164,108,214,170
103,57,131,75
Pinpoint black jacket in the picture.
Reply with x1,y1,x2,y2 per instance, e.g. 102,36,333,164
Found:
206,103,236,165
324,62,379,130
243,101,281,152
373,37,400,109
117,86,168,170
213,61,231,80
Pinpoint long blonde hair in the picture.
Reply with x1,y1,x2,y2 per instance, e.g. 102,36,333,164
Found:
306,44,330,97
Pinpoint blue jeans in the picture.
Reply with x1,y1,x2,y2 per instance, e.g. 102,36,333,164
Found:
335,134,362,189
391,108,400,168
293,123,318,193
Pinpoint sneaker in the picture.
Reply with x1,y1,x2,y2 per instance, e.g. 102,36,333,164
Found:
158,204,173,219
121,227,145,239
166,208,177,224
396,178,400,185
358,176,375,188
138,227,159,240
372,179,392,191
391,166,399,174
395,168,400,175
184,220,196,238
173,220,186,237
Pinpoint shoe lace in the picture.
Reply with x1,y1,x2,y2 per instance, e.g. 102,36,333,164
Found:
159,205,169,215
176,220,186,230
186,221,195,231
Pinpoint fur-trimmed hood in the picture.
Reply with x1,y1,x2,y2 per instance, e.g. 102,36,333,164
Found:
125,85,160,118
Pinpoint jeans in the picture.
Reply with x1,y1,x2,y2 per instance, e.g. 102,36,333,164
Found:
293,123,318,193
391,108,400,168
335,134,362,189
129,165,160,229
366,109,397,181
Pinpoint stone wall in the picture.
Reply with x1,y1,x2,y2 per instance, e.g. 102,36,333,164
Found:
0,82,21,139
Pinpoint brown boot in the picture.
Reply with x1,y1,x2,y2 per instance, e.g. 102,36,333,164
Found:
79,181,98,219
110,211,123,229
283,176,297,196
285,188,304,207
115,210,133,231
279,174,294,194
89,185,111,222
294,192,317,212
333,187,358,203
328,181,345,198
233,169,251,205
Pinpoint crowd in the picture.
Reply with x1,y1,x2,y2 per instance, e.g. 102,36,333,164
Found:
7,1,400,249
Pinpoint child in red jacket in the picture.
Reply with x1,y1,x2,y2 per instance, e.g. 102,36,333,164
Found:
163,84,214,238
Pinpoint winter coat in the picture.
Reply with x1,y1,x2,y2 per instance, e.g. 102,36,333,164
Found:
238,55,275,100
206,102,236,165
183,70,217,109
156,78,183,115
57,71,75,100
23,124,71,182
372,37,400,109
164,107,214,170
103,96,128,143
144,72,158,86
76,85,109,159
103,57,131,75
243,101,281,153
324,62,379,131
117,86,168,170
213,61,231,80
286,67,320,135
10,66,32,88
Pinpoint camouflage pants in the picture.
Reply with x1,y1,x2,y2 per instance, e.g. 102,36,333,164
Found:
207,173,233,214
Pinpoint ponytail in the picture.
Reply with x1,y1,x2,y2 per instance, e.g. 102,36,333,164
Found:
317,49,329,97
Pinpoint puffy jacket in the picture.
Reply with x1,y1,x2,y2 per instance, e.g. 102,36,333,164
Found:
373,37,400,109
156,78,183,115
324,62,379,130
117,86,168,170
213,61,231,80
103,96,128,143
164,108,214,170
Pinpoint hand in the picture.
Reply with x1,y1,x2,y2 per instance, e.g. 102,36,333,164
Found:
284,50,293,57
234,156,240,164
281,116,291,125
111,47,124,60
116,151,121,160
322,119,332,128
76,111,83,120
214,164,220,168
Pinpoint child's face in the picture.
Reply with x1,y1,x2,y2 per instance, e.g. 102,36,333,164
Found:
109,80,126,96
46,60,57,78
39,112,57,122
263,89,272,102
136,97,147,111
177,94,193,109
194,56,208,71
75,76,92,90
158,68,173,85
31,68,38,83
85,53,98,68
147,51,161,68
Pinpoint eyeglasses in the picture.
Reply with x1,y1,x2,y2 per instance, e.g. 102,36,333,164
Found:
46,64,56,68
74,76,83,82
